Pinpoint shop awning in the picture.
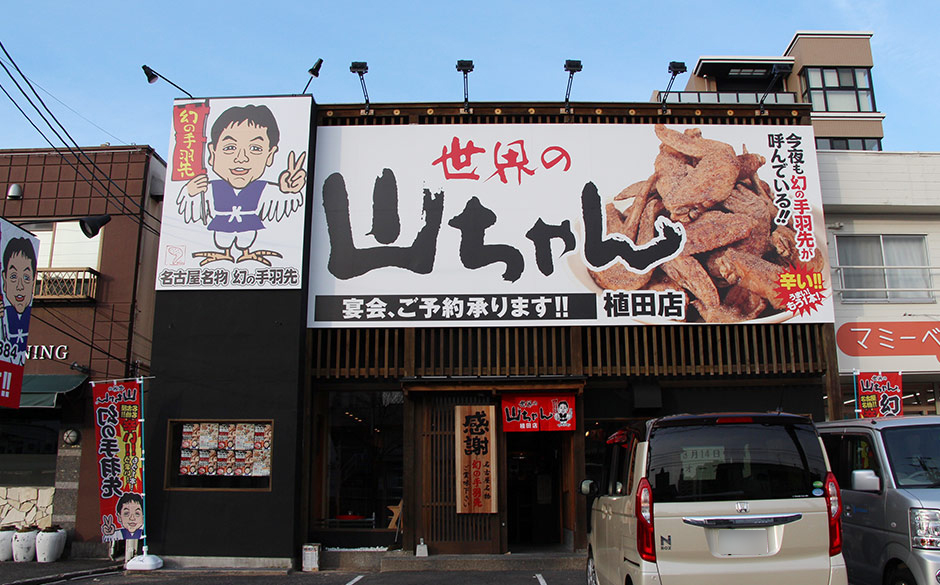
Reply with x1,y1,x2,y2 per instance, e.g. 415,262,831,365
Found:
19,374,88,408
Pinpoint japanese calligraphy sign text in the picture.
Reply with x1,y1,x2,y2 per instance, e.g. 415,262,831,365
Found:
455,405,497,514
92,380,144,542
502,394,576,432
309,124,833,328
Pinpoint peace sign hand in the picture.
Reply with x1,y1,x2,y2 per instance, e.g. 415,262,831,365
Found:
278,151,307,194
101,514,116,536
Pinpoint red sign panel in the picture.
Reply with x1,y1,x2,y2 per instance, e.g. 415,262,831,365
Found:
92,380,144,542
171,101,209,182
501,394,575,432
838,322,940,361
857,372,903,418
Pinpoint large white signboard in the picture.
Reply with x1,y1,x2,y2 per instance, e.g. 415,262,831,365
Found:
157,95,312,290
308,123,834,328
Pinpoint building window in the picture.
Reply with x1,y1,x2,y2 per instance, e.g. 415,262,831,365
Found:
836,234,933,301
802,67,876,113
31,223,102,270
327,391,403,526
816,138,882,151
0,419,59,486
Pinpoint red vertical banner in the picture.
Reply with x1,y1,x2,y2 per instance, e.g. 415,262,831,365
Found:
857,372,903,418
92,380,144,542
171,101,209,182
455,405,497,514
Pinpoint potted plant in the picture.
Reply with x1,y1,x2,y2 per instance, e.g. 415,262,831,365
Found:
12,525,37,562
36,525,66,562
0,525,16,561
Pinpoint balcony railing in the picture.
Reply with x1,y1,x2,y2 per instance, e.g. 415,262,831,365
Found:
34,268,99,302
832,265,937,303
655,90,798,105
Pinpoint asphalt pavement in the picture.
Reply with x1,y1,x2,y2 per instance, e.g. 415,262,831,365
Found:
0,566,583,585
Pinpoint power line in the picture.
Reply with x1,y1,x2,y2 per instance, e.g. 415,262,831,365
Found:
0,55,129,147
0,42,163,231
30,312,132,367
0,77,161,238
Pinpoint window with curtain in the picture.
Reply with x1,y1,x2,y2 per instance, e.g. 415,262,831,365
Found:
836,234,932,301
30,223,102,269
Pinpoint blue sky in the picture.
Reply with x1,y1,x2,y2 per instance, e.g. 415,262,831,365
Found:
1,0,937,159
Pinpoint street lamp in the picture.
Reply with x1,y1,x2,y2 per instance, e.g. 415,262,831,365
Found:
564,60,582,114
350,61,370,114
457,60,474,113
661,61,687,114
302,58,323,95
141,65,194,99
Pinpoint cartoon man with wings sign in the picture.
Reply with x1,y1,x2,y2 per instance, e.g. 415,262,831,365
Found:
176,103,306,267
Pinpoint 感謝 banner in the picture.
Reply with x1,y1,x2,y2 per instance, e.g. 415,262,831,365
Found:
92,379,144,542
157,95,312,290
455,405,496,514
308,123,834,327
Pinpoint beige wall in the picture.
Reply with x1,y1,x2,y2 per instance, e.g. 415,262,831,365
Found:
819,151,940,374
786,33,874,68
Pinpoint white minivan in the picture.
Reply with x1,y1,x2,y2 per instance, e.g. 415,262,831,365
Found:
581,412,848,585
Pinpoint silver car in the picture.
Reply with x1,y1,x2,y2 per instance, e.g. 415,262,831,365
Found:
818,416,940,585
582,413,847,585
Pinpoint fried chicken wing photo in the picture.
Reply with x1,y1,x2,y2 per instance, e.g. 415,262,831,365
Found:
581,124,829,324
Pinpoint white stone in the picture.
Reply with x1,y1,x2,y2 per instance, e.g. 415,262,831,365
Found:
4,508,26,525
37,489,53,508
6,487,23,503
21,488,38,502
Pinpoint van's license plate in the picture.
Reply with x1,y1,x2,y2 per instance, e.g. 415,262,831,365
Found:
714,528,770,556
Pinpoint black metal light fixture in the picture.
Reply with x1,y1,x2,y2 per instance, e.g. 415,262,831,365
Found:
302,58,323,95
456,60,474,113
564,60,582,114
78,214,111,238
661,61,687,114
350,61,370,114
759,63,794,114
141,65,194,99
15,214,111,239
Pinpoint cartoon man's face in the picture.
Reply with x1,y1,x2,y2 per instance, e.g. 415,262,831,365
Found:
207,121,278,189
118,500,143,534
3,252,34,314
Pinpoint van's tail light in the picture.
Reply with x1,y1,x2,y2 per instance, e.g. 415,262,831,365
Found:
636,477,656,562
825,472,842,556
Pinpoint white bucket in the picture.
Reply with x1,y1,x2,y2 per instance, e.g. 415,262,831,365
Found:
301,543,320,572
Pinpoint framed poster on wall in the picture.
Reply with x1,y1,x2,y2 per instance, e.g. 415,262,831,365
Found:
165,419,273,491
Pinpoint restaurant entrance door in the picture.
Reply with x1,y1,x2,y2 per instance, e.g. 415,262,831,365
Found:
506,431,563,550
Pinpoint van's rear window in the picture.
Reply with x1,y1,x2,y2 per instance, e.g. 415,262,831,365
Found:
647,422,828,502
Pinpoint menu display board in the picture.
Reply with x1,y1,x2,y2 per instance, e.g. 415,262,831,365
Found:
167,420,273,491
